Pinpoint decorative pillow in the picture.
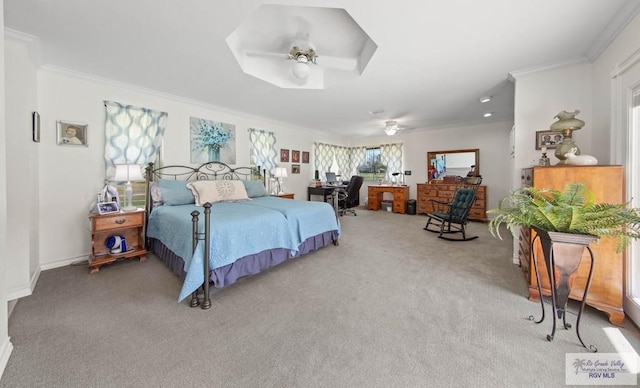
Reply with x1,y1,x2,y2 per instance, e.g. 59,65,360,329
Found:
158,179,195,206
186,180,250,205
149,182,163,205
243,180,269,198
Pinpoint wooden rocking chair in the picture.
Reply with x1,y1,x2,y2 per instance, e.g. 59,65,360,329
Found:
423,176,482,241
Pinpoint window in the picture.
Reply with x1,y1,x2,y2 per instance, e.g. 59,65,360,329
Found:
358,147,387,181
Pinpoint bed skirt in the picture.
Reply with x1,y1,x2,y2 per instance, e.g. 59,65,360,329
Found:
148,230,338,288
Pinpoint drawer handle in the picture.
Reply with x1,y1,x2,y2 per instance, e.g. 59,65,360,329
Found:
115,219,126,225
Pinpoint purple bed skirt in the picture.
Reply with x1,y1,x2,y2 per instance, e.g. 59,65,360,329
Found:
148,230,338,288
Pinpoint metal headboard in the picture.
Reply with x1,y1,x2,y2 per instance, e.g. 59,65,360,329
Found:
144,161,266,216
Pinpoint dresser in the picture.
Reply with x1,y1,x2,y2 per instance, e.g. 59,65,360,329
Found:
416,182,487,221
367,185,409,214
520,165,625,325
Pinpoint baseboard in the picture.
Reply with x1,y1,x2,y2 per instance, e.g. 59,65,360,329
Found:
6,265,42,302
0,336,14,381
7,256,82,302
40,254,88,271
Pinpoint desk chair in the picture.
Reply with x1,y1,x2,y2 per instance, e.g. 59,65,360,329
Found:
337,176,364,216
423,176,482,241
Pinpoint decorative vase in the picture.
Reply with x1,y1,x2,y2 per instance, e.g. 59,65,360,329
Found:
533,227,598,318
208,147,220,162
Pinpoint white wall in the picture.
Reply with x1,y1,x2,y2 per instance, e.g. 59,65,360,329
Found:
1,0,16,379
353,121,513,211
511,61,593,189
4,32,39,300
592,11,640,164
35,67,345,268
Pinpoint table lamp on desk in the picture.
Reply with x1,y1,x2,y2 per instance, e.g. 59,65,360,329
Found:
391,172,405,186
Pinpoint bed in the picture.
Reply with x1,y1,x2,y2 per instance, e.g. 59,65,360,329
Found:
144,162,340,309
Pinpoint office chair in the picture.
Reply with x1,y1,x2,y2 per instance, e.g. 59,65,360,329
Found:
336,175,364,216
423,176,482,240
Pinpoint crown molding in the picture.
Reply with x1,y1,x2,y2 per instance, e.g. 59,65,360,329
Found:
4,27,38,43
39,65,317,133
508,57,588,81
586,0,640,61
4,28,43,67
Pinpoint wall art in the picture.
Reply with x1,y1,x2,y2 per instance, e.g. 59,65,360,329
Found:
280,148,290,163
57,120,88,146
190,117,236,164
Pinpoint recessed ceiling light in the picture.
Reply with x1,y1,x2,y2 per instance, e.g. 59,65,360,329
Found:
483,112,493,118
479,96,492,103
369,109,384,115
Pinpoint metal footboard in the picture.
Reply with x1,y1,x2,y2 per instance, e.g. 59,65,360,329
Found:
189,203,212,309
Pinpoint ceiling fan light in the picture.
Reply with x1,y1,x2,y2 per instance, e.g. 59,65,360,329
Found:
384,120,398,136
291,61,311,79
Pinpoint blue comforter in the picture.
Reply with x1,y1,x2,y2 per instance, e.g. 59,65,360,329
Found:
146,198,340,301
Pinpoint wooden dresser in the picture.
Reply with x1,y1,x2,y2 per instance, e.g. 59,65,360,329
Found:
416,182,487,221
520,165,624,325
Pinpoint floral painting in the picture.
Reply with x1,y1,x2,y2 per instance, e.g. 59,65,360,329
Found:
190,117,236,164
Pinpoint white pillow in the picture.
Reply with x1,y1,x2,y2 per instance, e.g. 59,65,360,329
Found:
186,180,250,205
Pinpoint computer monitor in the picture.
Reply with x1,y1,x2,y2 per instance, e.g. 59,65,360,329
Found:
325,172,337,184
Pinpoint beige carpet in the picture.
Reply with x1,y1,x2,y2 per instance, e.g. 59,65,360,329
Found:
2,208,639,387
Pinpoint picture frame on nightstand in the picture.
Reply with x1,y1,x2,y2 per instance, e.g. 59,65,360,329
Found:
97,201,120,214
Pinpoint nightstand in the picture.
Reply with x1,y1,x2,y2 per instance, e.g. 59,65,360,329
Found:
88,209,147,274
272,193,295,199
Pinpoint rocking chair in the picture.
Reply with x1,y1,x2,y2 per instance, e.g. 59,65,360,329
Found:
423,176,482,241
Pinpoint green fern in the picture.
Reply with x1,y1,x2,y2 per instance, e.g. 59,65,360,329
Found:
488,183,640,252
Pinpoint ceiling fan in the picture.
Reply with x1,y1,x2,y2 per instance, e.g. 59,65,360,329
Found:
286,33,317,80
384,121,402,136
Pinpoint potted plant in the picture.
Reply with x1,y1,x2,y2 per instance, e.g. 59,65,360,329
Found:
488,183,640,345
488,183,640,251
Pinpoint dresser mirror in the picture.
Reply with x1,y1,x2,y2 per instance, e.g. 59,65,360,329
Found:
427,149,479,181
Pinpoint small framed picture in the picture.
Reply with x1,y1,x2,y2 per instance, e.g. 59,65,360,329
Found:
302,151,309,164
280,148,290,163
57,120,88,146
97,201,120,215
291,164,301,174
535,130,564,150
292,150,300,163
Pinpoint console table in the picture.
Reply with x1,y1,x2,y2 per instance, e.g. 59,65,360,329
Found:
367,185,409,214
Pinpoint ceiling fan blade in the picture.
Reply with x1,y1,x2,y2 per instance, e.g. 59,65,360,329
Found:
316,55,358,71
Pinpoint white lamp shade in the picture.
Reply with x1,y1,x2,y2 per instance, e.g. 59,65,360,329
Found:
272,167,288,178
113,164,144,183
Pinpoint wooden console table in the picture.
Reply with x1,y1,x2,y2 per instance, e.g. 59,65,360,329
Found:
367,185,409,214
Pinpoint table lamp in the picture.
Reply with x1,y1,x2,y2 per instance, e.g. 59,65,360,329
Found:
271,167,288,195
114,164,143,211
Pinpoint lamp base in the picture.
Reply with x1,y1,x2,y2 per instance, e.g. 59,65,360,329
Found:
121,205,138,212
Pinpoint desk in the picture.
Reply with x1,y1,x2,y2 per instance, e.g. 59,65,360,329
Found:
367,185,409,214
307,185,345,202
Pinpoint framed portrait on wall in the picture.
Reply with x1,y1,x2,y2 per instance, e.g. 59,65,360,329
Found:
291,164,301,174
57,121,88,146
292,150,300,163
302,151,309,163
280,149,290,162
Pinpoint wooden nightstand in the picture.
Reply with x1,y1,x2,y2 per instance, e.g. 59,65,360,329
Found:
272,193,295,199
88,209,147,274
